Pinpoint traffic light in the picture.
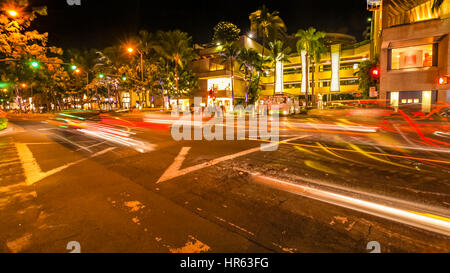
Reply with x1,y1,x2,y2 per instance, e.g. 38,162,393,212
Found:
370,67,380,79
98,74,104,79
71,65,77,70
122,76,127,81
30,61,40,69
438,76,448,85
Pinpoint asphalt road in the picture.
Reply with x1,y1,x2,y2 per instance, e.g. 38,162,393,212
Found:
0,112,449,253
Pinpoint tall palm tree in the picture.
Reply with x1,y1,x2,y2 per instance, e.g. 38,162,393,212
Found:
153,30,196,107
267,40,291,95
238,48,260,105
296,27,326,107
219,42,241,107
250,5,287,58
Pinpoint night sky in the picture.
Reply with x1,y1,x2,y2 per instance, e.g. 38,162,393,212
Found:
30,0,371,50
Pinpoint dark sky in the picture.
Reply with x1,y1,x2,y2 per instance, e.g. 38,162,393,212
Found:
30,0,371,50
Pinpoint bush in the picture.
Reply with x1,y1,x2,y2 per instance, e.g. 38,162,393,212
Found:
0,117,7,130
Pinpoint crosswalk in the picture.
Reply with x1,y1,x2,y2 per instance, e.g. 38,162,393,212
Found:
0,143,36,211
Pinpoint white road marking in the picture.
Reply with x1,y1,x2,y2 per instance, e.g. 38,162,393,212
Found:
51,134,93,153
156,136,308,184
15,143,115,185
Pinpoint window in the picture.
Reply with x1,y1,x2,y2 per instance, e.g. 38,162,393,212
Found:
209,60,225,71
390,44,435,70
319,65,331,72
208,78,231,91
284,83,301,89
340,62,360,71
341,79,359,86
319,81,331,87
283,67,301,75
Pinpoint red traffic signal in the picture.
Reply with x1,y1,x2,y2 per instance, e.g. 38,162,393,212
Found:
370,67,380,79
438,76,448,85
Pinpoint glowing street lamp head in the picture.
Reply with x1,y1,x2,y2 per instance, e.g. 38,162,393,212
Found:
21,83,27,88
127,47,134,53
75,69,81,74
8,10,18,17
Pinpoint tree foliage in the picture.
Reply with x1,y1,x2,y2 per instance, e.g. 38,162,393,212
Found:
354,56,379,99
213,22,241,44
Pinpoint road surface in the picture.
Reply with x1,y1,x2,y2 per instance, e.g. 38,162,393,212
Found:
0,111,449,253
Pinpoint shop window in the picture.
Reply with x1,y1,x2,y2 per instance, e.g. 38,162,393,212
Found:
390,44,436,70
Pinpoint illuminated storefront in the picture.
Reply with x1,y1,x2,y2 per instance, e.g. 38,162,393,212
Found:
380,0,450,113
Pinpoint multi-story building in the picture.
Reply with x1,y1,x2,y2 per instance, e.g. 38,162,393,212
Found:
378,0,450,112
191,34,371,111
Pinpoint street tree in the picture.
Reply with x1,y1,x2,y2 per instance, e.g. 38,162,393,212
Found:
267,40,291,95
296,27,326,106
219,42,241,107
213,22,241,44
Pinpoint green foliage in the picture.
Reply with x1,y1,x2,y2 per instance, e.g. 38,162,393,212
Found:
267,40,291,65
354,56,379,99
0,117,7,130
295,27,326,105
250,5,287,43
248,75,262,104
432,0,444,10
213,22,241,44
0,0,68,111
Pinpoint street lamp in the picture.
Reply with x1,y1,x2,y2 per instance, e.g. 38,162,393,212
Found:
126,46,144,82
7,10,18,17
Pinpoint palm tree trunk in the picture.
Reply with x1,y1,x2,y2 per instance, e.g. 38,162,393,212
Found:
175,67,180,108
244,69,248,107
305,54,309,108
230,60,235,109
311,61,315,107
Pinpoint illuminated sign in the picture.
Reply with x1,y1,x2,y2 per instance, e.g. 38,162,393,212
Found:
367,0,381,11
330,44,341,92
275,60,284,93
207,78,231,92
301,50,308,93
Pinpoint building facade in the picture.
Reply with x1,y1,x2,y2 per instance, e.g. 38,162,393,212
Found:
191,34,371,111
379,0,450,112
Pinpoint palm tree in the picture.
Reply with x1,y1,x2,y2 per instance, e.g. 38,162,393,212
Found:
153,30,196,107
238,48,260,105
296,27,326,107
267,40,291,95
66,48,98,91
432,0,444,10
219,42,241,107
250,5,287,58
